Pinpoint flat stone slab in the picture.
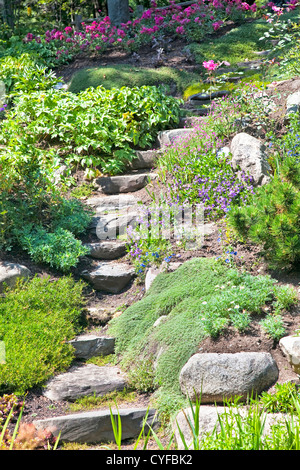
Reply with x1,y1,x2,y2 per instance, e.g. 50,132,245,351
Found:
95,173,155,194
0,261,31,293
34,407,159,444
279,335,300,375
89,210,140,239
81,262,135,293
86,194,138,213
84,240,127,259
69,335,115,359
43,364,127,401
179,352,279,403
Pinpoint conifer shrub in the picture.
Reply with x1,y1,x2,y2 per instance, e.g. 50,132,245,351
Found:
227,157,300,268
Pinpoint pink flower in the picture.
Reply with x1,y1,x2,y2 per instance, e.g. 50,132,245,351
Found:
176,25,185,34
203,60,219,71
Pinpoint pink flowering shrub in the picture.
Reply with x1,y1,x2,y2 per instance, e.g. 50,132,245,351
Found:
22,0,265,64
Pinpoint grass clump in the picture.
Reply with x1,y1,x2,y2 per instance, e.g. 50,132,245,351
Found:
68,65,200,95
0,276,85,395
108,257,298,417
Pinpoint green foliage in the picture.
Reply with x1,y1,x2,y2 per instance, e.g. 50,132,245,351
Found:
108,258,297,413
259,382,300,414
0,53,61,99
21,226,90,272
0,276,85,394
0,85,181,177
227,157,300,268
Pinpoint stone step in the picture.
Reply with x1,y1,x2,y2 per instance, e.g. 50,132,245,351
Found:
34,407,159,444
128,149,159,170
81,262,135,293
95,172,158,194
157,128,194,148
88,209,140,239
84,240,127,260
43,363,127,402
69,334,115,360
86,194,138,214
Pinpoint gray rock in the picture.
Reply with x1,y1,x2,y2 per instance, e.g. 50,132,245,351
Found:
84,240,127,259
279,335,300,375
69,335,115,359
89,210,140,239
128,150,158,170
95,173,155,194
34,407,159,444
157,128,194,148
179,352,279,403
230,132,271,186
0,261,31,293
43,364,127,401
86,194,138,213
286,91,300,118
173,405,297,450
81,262,135,293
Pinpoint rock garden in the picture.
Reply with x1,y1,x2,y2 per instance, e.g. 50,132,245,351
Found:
1,0,300,451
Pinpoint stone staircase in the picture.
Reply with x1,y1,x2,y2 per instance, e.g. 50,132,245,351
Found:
31,124,197,445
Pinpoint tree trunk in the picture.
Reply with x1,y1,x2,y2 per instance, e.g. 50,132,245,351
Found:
107,0,129,26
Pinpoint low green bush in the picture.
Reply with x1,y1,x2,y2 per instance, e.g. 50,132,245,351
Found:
0,85,181,177
0,276,85,395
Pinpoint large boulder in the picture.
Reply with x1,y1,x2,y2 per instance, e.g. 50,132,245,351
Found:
179,352,279,403
0,261,31,293
34,407,159,444
230,132,271,186
43,364,127,401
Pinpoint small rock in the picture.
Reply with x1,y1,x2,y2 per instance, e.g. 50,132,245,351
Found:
0,261,31,293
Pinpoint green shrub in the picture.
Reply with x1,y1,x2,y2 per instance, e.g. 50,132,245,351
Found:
0,276,85,394
0,85,182,177
227,157,300,268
